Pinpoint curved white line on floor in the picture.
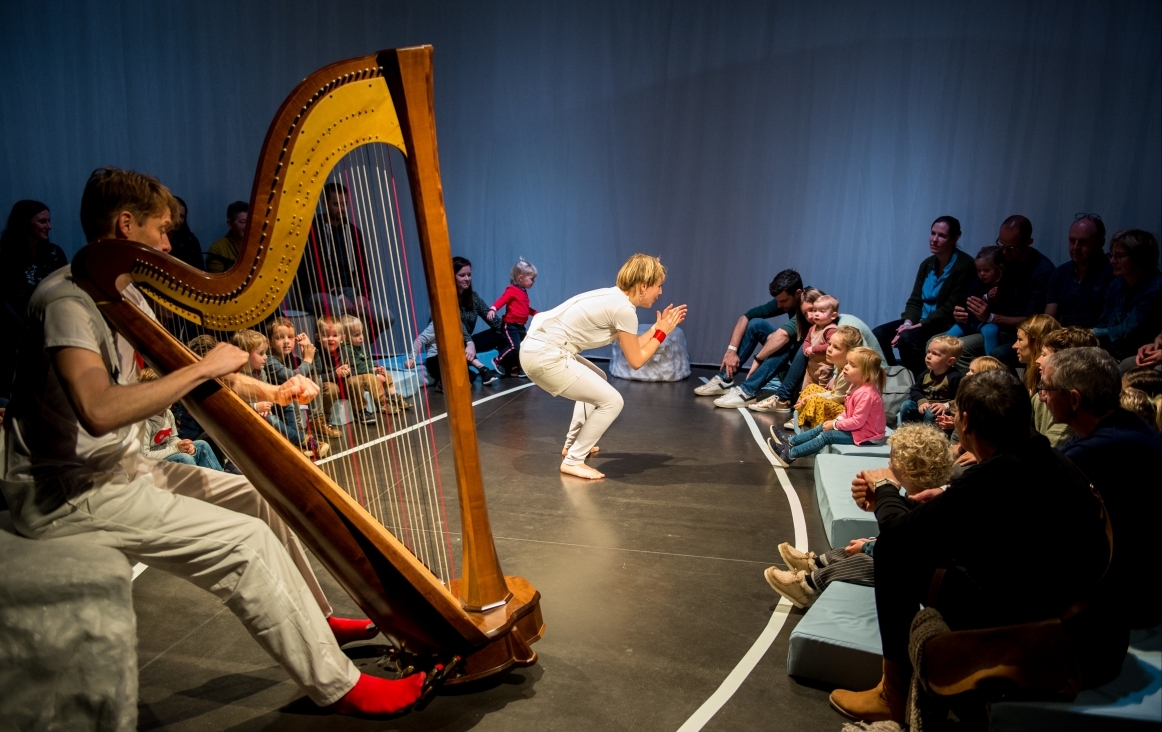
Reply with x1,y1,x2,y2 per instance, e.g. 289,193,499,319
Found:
676,380,808,732
131,382,538,584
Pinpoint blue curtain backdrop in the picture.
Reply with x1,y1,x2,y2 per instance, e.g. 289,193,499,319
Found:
1,0,1159,363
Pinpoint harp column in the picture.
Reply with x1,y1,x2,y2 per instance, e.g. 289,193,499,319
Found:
382,47,513,612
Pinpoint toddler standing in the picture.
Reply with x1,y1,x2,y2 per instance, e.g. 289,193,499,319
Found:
794,325,863,428
768,347,886,466
488,258,538,377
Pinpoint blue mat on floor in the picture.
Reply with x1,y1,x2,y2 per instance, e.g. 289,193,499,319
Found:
787,581,882,690
813,454,889,548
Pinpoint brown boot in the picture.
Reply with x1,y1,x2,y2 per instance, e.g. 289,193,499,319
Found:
312,415,340,438
829,659,909,723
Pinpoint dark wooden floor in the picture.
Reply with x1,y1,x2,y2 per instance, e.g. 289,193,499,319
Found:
133,365,841,731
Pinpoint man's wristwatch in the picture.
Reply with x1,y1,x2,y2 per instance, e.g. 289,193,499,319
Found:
873,478,898,492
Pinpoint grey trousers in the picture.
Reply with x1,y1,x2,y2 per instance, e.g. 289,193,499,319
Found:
812,546,875,590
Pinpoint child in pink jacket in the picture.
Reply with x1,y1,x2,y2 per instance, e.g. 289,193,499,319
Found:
768,347,886,467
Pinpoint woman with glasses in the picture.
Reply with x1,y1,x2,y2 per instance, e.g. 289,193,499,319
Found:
1093,229,1162,367
872,215,976,377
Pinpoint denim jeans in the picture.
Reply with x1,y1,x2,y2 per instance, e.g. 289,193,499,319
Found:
268,404,305,446
717,318,775,381
789,423,855,459
898,399,938,425
163,440,224,471
719,319,802,399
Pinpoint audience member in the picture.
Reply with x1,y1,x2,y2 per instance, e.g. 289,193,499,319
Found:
489,257,538,377
1123,365,1162,396
291,182,390,342
1042,347,1161,635
340,314,410,416
1135,331,1162,370
166,196,205,270
768,347,886,466
953,215,1054,370
138,367,223,470
800,294,840,389
829,370,1108,723
405,321,441,387
695,269,810,403
945,245,1009,356
264,316,338,438
1012,314,1068,445
1,200,67,398
722,288,827,409
1120,387,1159,431
794,325,862,428
898,334,962,426
452,255,504,385
206,200,247,273
1045,213,1113,327
764,423,954,608
873,216,975,376
1093,229,1162,365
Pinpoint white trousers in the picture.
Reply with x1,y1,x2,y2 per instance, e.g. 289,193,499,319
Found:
28,457,359,706
522,344,624,465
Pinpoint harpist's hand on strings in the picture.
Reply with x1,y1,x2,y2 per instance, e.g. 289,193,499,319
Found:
274,374,321,406
654,304,688,334
200,343,250,379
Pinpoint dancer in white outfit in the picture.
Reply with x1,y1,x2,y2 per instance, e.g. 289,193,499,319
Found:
520,254,687,480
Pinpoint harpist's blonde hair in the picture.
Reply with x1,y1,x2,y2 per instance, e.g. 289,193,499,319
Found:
616,253,666,291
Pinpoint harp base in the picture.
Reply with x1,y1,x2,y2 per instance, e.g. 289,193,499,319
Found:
446,576,545,684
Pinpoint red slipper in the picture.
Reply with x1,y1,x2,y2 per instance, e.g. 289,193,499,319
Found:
332,671,425,716
327,616,378,646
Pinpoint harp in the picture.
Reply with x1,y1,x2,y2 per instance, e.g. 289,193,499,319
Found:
71,47,543,683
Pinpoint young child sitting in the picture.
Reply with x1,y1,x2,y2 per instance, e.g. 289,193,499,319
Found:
947,245,1008,354
265,316,339,438
801,295,839,389
340,315,412,417
763,422,954,607
138,368,224,471
899,334,963,425
488,258,538,377
768,346,886,466
793,325,863,429
232,329,330,460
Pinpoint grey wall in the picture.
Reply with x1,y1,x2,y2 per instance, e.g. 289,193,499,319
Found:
2,0,1159,362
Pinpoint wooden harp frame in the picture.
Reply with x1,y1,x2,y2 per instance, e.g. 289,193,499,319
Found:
71,46,543,682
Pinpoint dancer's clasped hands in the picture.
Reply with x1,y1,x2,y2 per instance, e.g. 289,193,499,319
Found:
655,303,688,334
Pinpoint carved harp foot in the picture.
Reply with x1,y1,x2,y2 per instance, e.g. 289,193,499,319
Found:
447,576,545,685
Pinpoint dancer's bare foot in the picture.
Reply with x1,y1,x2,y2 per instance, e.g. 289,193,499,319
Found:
560,462,605,480
561,445,600,457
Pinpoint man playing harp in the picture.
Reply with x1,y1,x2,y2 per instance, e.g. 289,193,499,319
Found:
0,167,427,716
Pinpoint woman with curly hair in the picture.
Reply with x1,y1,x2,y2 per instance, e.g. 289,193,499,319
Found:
764,422,955,608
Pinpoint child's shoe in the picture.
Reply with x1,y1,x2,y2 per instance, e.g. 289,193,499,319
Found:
767,437,794,467
763,567,817,609
479,367,501,386
778,542,818,572
312,415,341,438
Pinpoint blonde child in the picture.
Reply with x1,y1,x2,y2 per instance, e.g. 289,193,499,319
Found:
232,329,329,459
340,314,411,416
1120,388,1160,432
138,368,224,471
264,316,339,438
769,347,886,466
488,258,539,377
794,325,863,428
801,295,839,389
899,335,963,425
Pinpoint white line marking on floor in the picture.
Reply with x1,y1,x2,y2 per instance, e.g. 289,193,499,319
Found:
132,562,147,580
317,381,536,465
677,378,808,732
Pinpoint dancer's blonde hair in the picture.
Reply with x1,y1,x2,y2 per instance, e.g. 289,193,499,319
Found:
617,253,666,291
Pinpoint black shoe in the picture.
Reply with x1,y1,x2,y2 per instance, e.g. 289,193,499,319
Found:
480,368,500,386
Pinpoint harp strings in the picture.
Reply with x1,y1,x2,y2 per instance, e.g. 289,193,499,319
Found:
287,143,454,584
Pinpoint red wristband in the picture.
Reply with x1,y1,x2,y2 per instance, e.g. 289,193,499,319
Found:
653,329,666,343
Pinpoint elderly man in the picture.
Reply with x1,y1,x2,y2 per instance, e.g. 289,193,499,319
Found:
1045,214,1114,327
953,215,1054,370
831,371,1108,724
1041,347,1162,631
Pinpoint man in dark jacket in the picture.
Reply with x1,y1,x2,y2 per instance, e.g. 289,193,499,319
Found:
830,370,1109,724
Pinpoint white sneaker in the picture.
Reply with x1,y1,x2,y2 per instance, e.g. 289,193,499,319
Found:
748,394,782,412
784,419,796,431
695,374,734,396
713,386,754,408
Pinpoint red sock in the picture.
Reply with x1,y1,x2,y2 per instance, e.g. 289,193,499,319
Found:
333,671,425,716
327,616,379,646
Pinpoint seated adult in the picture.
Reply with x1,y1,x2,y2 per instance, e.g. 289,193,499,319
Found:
0,199,67,401
1045,213,1113,327
0,167,424,716
953,215,1054,371
205,200,247,273
873,216,975,377
1031,326,1099,446
763,423,953,608
1093,229,1162,366
1134,330,1162,371
1041,348,1162,632
1012,314,1067,446
829,370,1108,724
166,196,204,271
693,269,809,403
